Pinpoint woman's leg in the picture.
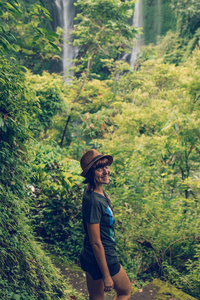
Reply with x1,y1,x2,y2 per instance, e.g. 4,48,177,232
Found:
112,265,132,300
86,272,104,300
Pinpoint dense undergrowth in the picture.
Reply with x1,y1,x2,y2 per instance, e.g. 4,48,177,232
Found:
26,46,200,298
1,0,200,299
0,49,84,300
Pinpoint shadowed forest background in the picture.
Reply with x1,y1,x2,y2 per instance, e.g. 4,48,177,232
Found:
0,0,200,299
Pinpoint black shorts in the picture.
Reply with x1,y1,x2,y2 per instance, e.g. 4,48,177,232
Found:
80,255,121,280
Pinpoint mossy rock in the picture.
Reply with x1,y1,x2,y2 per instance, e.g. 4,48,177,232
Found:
132,279,197,300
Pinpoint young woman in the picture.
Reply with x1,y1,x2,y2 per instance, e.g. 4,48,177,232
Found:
80,149,132,300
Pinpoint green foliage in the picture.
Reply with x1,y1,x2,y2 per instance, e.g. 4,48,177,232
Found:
139,0,200,66
26,71,66,136
156,31,188,65
0,59,65,140
171,0,200,36
99,47,200,297
1,0,200,297
72,0,137,76
0,0,62,73
48,78,118,155
0,56,33,170
0,44,83,300
151,279,197,300
149,0,200,65
143,0,176,44
60,0,139,146
69,79,117,147
27,141,84,261
0,190,66,299
0,0,22,52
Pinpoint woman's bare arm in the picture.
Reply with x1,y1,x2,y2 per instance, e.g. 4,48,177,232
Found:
87,222,114,290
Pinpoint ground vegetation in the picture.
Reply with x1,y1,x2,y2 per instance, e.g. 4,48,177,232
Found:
1,0,200,299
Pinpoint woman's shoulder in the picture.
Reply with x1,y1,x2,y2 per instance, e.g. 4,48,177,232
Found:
83,189,107,206
83,188,101,199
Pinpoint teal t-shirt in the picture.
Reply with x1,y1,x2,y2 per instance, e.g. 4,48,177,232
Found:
81,189,118,265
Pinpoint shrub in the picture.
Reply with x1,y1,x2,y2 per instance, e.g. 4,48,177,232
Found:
27,141,84,261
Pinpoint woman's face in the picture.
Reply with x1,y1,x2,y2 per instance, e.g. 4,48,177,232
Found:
94,160,110,186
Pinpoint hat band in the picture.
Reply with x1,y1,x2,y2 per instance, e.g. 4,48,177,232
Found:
85,154,103,168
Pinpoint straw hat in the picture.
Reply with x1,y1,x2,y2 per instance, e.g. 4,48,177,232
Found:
80,149,113,177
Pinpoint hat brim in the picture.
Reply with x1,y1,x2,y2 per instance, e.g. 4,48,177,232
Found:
81,154,113,177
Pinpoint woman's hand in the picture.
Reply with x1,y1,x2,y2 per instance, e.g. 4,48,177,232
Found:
103,275,114,292
87,223,114,292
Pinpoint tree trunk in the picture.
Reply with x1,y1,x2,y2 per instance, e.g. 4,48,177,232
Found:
60,50,97,147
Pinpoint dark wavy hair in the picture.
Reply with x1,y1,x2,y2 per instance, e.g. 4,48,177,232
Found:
83,158,109,189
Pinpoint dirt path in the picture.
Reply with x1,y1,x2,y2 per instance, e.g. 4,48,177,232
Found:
54,258,197,300
54,258,157,300
54,259,114,299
